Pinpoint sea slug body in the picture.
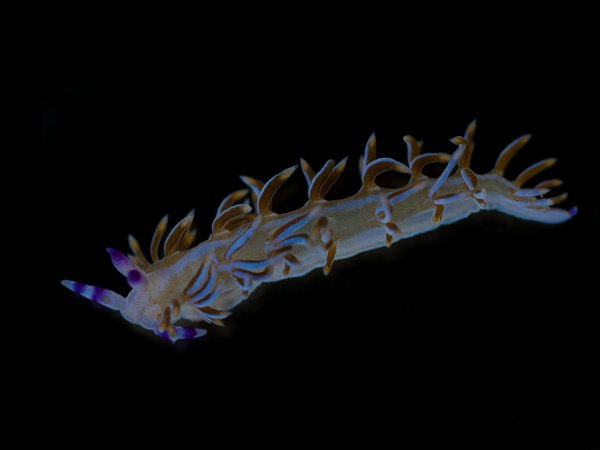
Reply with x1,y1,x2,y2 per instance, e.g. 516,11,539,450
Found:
62,121,576,342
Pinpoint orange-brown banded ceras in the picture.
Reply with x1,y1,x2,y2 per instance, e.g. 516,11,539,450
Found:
62,121,576,342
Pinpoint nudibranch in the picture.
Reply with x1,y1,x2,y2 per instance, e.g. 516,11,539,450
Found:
62,121,576,342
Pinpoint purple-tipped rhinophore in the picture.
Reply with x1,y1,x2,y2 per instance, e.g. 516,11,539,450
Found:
107,247,138,275
107,247,148,287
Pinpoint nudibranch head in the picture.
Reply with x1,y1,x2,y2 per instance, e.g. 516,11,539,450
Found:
61,211,228,342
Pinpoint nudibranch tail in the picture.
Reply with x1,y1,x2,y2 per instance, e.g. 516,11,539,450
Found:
63,120,575,342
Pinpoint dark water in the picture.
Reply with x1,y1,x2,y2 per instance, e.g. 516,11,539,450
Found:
38,77,598,438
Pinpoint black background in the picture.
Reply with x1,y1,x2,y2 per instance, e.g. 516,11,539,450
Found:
39,48,597,439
